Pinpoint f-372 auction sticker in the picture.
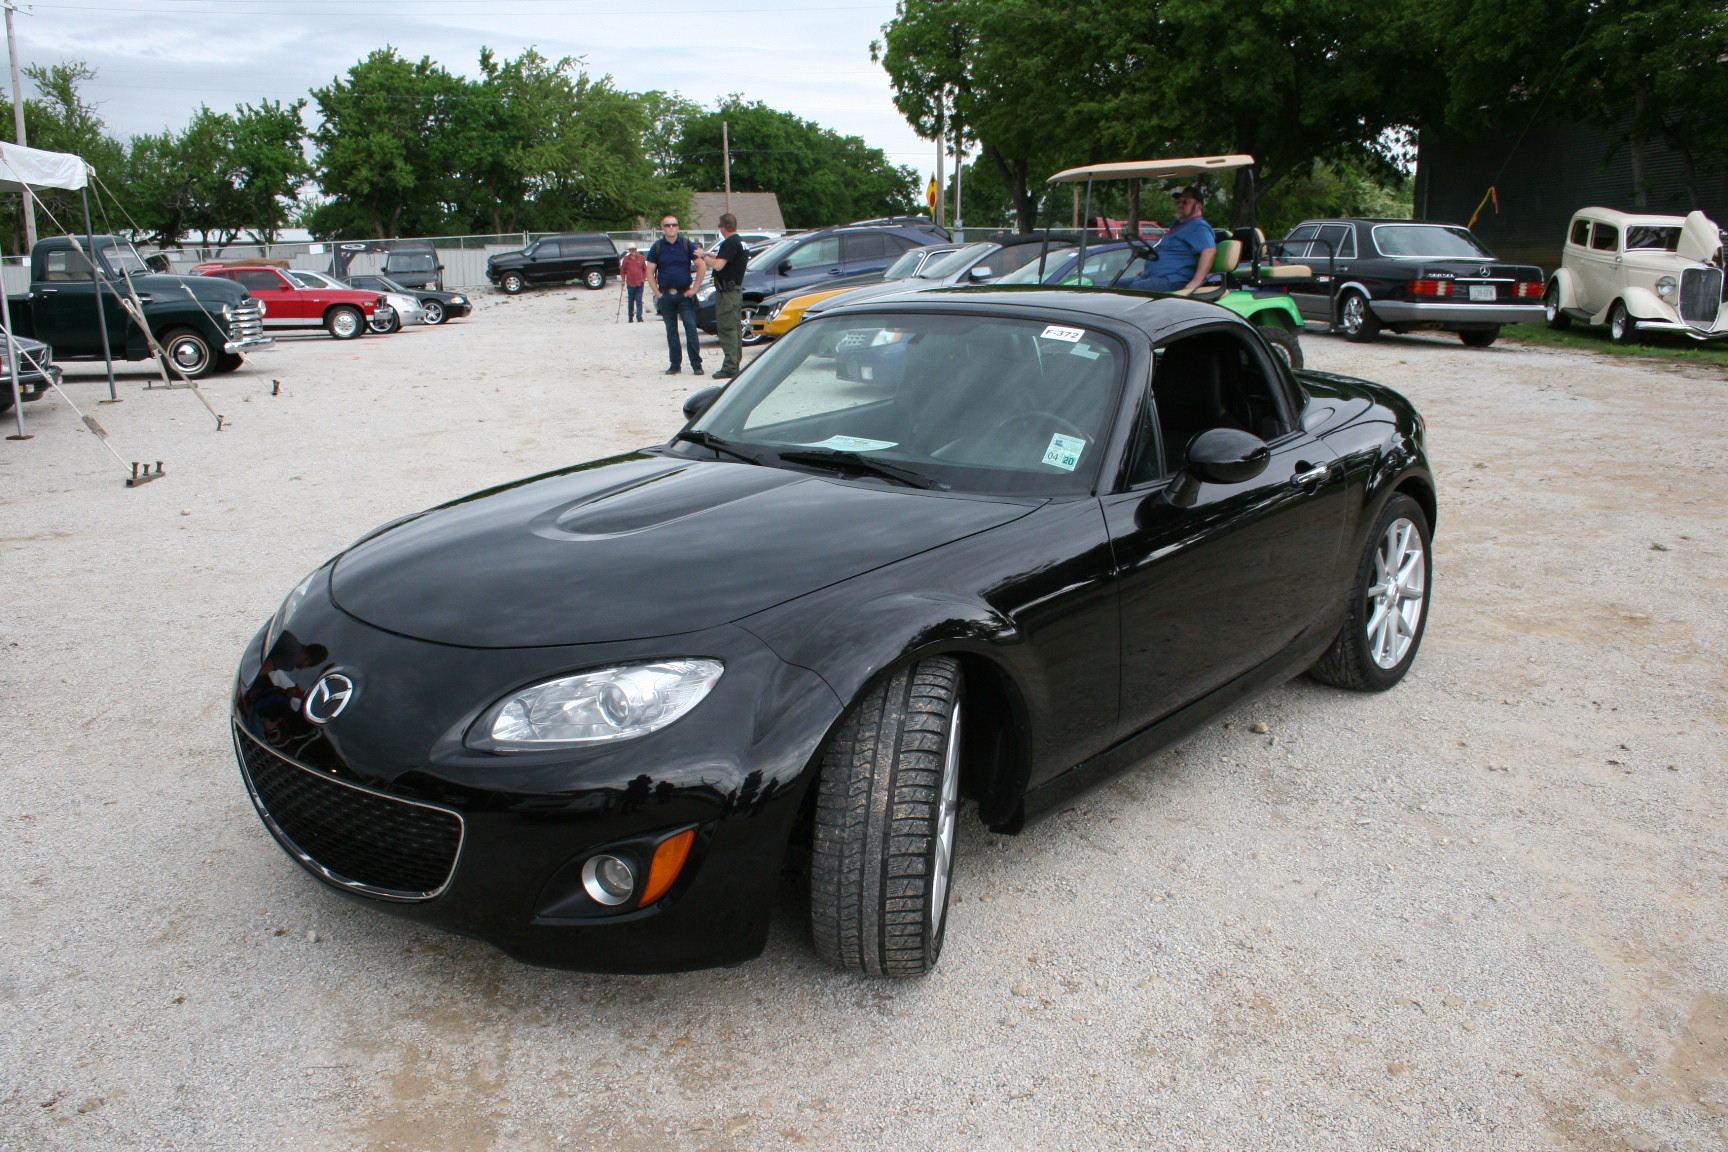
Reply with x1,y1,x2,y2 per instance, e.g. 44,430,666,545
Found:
1039,325,1085,342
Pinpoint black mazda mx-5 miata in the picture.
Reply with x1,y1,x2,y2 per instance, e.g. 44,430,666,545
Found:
233,286,1435,977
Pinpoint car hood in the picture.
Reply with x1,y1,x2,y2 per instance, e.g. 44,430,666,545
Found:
134,273,250,306
329,453,1036,647
804,277,937,316
1678,211,1723,264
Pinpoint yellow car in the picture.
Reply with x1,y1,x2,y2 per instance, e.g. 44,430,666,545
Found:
756,287,855,340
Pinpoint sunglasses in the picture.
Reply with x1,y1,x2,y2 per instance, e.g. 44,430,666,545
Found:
661,222,679,228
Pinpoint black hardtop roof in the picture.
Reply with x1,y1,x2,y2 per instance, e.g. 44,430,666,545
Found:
1296,218,1474,229
814,283,1247,340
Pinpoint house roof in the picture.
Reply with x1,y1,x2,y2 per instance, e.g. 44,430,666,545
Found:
689,192,785,231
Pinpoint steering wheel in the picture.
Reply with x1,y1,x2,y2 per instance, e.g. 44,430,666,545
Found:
1126,238,1159,261
991,410,1086,441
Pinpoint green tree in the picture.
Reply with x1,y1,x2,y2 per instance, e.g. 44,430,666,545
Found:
227,99,311,241
670,97,918,228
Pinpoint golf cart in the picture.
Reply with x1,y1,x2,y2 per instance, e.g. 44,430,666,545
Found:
1045,155,1310,367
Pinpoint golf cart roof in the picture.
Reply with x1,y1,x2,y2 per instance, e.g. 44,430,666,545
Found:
1047,155,1255,184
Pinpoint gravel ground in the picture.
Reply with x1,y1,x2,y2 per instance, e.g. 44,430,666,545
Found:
2,287,1725,1152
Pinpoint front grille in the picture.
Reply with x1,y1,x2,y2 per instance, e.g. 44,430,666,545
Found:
227,300,267,342
1679,267,1723,326
234,727,463,900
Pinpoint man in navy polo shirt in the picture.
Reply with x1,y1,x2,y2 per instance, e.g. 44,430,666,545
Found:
1126,186,1218,294
646,214,704,375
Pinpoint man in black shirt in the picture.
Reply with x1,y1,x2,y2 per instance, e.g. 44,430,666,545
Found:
703,213,750,379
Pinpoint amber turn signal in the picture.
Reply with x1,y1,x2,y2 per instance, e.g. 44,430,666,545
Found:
640,828,696,906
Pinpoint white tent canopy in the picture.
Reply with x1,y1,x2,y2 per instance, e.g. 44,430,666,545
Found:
1047,155,1255,185
0,140,89,193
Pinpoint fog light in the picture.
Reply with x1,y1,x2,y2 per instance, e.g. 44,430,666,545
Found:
581,854,636,905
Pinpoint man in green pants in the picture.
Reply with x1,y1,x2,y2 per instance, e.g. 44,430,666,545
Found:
703,213,750,379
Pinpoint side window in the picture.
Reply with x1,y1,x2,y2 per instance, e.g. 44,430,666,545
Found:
235,270,286,293
533,240,562,259
43,249,93,281
890,235,923,253
1142,329,1290,480
785,237,840,271
1569,219,1592,246
1590,223,1619,252
1279,226,1320,259
841,233,892,263
1318,224,1353,260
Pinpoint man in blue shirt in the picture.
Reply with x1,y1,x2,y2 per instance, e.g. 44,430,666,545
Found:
646,214,704,375
1126,187,1217,293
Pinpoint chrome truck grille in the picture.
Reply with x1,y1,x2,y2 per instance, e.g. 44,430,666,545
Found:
227,300,267,343
1679,267,1724,327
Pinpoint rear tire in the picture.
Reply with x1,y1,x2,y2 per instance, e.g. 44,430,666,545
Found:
326,305,364,340
1543,284,1571,330
1309,494,1431,692
1608,301,1641,345
1337,291,1381,342
159,327,215,378
1458,326,1499,348
811,656,963,978
367,308,401,335
1255,324,1304,369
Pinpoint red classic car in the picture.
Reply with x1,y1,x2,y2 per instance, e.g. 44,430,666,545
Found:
196,264,382,340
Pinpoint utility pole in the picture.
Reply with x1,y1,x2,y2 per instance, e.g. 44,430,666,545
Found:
952,136,963,234
934,92,946,228
4,1,34,251
721,119,731,217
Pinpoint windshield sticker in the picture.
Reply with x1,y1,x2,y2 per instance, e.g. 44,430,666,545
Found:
802,435,898,452
1070,344,1102,360
1042,433,1086,471
1040,324,1085,342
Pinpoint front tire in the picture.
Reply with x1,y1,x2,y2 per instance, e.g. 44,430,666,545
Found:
811,656,963,978
1256,324,1304,369
500,272,526,295
1608,301,1641,345
159,327,214,378
1337,291,1381,342
1309,494,1431,692
214,351,244,374
1458,326,1500,348
584,269,606,290
421,299,446,325
326,305,364,340
1544,284,1571,330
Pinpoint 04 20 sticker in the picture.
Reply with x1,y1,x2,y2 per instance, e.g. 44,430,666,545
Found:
1042,433,1086,471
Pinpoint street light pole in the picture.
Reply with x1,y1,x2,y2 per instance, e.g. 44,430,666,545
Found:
4,1,34,251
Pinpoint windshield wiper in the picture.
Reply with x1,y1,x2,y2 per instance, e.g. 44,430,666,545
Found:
674,429,764,465
774,448,941,490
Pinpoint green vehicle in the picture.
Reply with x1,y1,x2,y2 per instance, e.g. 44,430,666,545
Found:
1034,155,1313,368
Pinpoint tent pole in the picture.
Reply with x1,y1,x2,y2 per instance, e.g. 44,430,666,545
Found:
2,215,25,438
82,186,117,402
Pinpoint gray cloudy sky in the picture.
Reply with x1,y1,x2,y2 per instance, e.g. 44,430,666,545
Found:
10,0,940,180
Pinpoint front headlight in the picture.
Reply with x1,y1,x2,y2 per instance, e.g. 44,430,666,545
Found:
1655,275,1678,298
474,659,723,751
451,295,467,304
263,570,319,657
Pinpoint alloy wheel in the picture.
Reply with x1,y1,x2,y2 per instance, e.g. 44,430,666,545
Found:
928,700,962,926
1365,517,1426,669
1340,294,1366,336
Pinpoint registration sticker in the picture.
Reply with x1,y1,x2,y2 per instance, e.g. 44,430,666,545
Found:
1040,324,1085,343
802,435,898,452
1042,433,1086,471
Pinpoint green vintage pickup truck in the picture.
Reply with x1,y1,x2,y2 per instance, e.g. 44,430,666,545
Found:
7,235,271,378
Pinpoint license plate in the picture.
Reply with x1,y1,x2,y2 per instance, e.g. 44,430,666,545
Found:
1469,284,1496,301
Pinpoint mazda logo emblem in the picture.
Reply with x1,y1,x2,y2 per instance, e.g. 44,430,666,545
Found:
304,673,355,725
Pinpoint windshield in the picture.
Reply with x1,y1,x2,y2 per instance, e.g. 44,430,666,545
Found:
1372,225,1493,259
884,247,939,280
289,270,347,289
688,311,1124,497
1625,226,1681,251
388,253,436,271
98,243,151,278
995,245,1133,286
917,243,993,279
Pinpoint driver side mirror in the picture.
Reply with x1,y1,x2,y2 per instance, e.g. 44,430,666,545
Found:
777,261,793,276
1160,427,1271,508
682,385,723,421
968,266,995,281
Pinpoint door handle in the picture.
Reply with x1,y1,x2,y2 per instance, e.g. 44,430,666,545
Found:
38,287,56,293
1291,462,1330,486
